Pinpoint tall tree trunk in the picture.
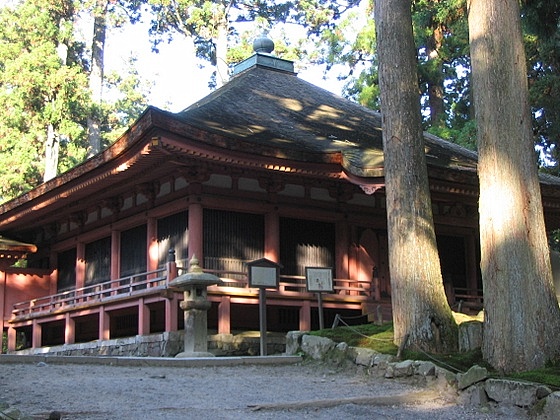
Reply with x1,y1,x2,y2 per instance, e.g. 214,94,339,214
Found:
44,15,70,182
375,0,457,353
44,124,59,182
468,0,560,373
426,25,445,127
214,14,229,88
87,0,106,157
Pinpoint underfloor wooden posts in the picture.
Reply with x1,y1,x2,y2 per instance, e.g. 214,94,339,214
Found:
65,313,75,345
218,295,231,334
299,300,311,331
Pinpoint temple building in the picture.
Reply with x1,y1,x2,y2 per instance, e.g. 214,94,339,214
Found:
2,39,560,355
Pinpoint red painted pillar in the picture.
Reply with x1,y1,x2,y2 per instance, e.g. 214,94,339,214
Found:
299,300,311,331
0,271,5,353
335,219,350,280
165,295,178,332
166,250,178,283
49,251,58,295
147,217,158,276
164,250,179,333
218,295,231,334
76,242,86,292
265,210,280,263
99,307,110,341
7,327,16,352
32,319,41,348
138,298,150,335
110,230,120,281
65,313,75,345
188,202,203,262
110,230,120,297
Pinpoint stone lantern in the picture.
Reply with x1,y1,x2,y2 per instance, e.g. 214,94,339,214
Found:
168,255,222,357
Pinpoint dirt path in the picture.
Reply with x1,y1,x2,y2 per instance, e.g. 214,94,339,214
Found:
0,360,526,419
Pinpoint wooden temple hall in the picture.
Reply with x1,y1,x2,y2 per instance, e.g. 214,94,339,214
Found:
2,38,560,355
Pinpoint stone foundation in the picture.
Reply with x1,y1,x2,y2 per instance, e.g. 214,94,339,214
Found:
209,332,286,356
9,331,286,358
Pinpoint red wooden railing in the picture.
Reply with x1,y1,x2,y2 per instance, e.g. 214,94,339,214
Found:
12,268,168,318
11,267,373,320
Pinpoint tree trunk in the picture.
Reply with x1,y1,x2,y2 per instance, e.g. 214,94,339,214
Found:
426,26,445,127
87,0,106,156
375,0,458,353
468,0,560,373
44,14,70,182
43,124,59,182
214,13,229,88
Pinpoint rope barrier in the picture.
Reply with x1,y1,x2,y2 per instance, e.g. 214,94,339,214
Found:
333,314,393,342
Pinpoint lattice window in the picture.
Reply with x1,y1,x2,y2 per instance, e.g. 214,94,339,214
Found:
85,237,111,285
157,211,188,267
280,217,335,276
57,248,76,291
203,209,264,273
120,225,147,277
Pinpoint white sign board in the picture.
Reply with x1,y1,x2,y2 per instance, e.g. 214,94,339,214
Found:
249,265,278,288
305,267,334,293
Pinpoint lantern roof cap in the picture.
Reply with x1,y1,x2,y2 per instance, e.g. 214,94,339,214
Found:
168,255,222,289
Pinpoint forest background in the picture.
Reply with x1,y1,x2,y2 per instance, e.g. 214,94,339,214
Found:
0,0,558,206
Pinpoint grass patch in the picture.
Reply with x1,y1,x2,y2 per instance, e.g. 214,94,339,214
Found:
508,367,560,389
309,323,398,355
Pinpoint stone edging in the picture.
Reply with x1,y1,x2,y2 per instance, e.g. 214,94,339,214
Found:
285,331,560,418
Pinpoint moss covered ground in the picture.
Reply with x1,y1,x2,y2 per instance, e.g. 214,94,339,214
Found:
310,322,560,389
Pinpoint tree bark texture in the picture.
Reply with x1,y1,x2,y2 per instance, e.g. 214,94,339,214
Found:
87,0,106,156
375,0,457,353
468,0,560,373
44,17,69,182
426,26,445,127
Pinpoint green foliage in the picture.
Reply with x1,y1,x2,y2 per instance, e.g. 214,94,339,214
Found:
147,0,282,58
427,119,477,151
1,330,29,353
146,0,361,85
102,58,152,144
226,19,304,67
522,1,560,166
0,0,90,202
340,1,474,142
548,229,560,252
331,0,559,164
0,1,151,202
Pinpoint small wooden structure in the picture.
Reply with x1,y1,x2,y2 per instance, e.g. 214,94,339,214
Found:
0,237,36,269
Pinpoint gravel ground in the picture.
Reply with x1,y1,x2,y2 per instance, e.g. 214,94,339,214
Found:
0,360,528,419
